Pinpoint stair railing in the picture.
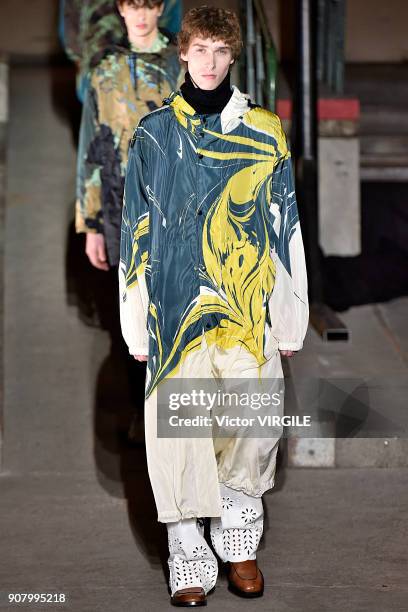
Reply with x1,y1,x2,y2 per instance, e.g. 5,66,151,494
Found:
241,0,278,111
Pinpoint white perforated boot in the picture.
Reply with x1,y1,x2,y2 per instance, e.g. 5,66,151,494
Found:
167,517,218,604
209,483,264,562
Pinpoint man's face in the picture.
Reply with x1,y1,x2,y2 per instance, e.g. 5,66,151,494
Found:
118,2,163,41
180,36,234,90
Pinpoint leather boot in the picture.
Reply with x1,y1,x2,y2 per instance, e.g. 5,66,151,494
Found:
170,586,207,606
227,559,264,597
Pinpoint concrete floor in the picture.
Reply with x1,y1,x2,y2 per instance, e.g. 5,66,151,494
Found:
1,468,408,611
1,65,407,611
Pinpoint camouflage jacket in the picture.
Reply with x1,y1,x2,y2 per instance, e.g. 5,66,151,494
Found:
75,34,181,266
63,0,181,76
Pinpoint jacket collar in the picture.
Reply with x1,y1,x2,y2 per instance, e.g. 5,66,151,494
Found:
166,85,251,134
220,85,251,133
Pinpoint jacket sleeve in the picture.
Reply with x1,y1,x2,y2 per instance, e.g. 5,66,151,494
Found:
118,127,150,356
75,79,104,234
62,0,82,63
267,122,309,351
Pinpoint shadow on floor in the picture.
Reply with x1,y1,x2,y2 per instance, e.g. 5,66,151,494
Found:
323,182,408,312
65,217,169,573
50,62,82,148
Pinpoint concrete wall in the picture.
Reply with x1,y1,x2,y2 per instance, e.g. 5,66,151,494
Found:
0,59,7,470
263,0,408,63
346,0,408,62
0,0,60,59
1,0,408,63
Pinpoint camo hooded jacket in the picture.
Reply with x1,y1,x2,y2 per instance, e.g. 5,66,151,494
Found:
62,0,181,78
75,33,181,265
119,86,309,398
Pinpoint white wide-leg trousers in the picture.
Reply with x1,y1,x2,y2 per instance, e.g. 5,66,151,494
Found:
167,483,264,595
145,328,284,522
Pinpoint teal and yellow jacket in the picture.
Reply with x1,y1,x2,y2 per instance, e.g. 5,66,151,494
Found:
119,86,309,398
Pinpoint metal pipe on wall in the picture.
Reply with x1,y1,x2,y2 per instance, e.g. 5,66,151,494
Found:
246,0,256,102
295,0,321,301
295,0,349,340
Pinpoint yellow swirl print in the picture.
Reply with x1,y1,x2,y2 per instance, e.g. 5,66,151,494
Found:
146,161,277,395
201,161,276,364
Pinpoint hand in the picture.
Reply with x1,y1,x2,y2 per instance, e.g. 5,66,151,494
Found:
85,233,109,271
279,350,296,357
133,354,148,362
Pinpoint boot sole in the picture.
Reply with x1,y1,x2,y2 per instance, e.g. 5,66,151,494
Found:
228,583,264,598
170,598,207,607
170,586,215,606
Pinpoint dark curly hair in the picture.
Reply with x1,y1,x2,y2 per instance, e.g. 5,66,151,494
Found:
178,6,243,62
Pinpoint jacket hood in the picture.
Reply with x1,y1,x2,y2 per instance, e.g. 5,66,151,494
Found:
89,27,177,69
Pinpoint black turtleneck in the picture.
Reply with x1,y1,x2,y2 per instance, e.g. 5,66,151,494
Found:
180,71,233,115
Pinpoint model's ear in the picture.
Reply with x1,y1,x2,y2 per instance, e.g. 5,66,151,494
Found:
180,52,188,62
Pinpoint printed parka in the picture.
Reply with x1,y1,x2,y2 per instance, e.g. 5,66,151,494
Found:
75,32,181,265
119,86,309,398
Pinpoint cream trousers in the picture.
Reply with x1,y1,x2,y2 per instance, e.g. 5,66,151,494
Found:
144,327,284,523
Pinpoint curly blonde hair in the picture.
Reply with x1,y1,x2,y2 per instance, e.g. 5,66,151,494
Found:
178,6,243,61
